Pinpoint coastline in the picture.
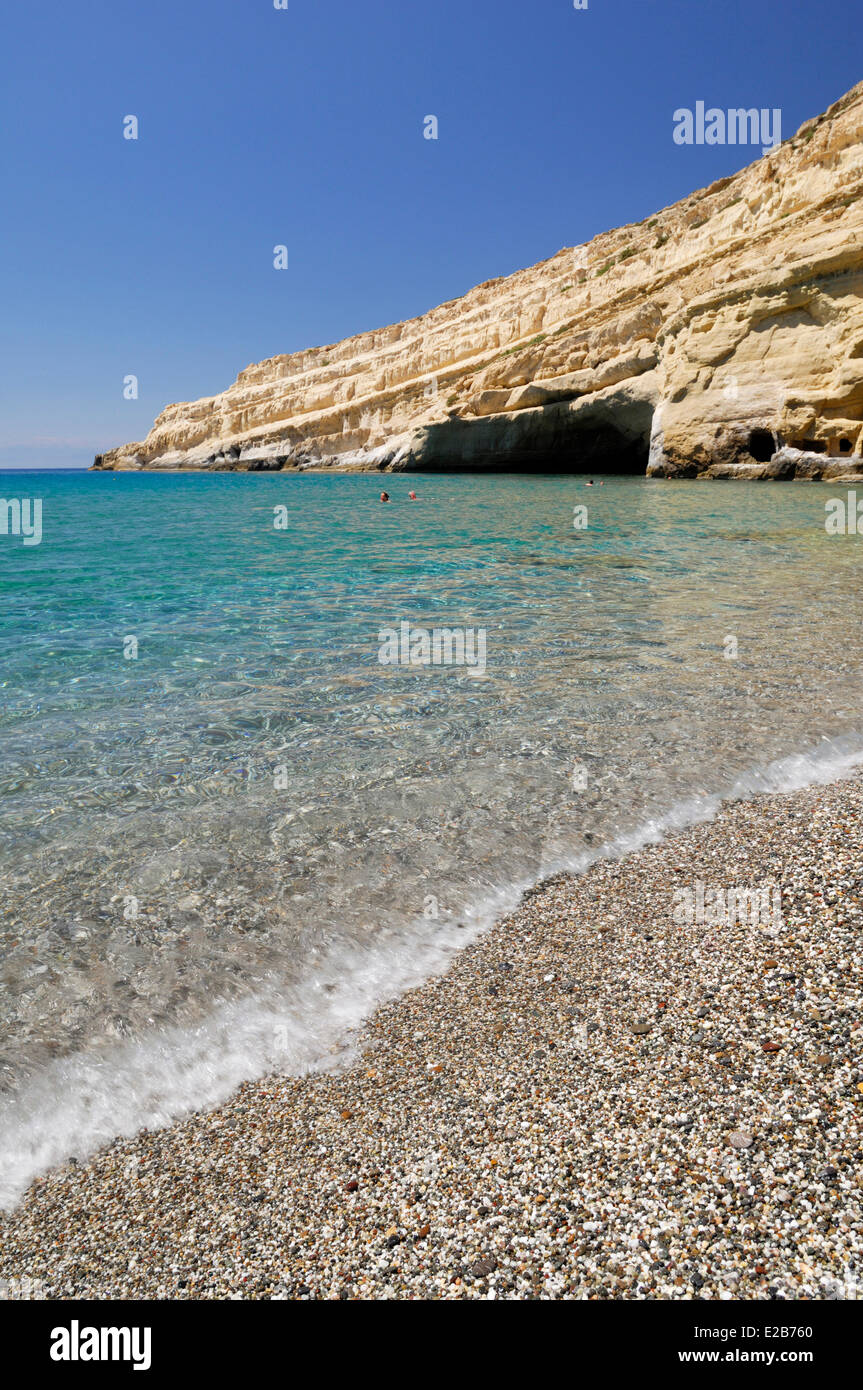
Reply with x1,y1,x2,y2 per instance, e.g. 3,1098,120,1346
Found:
91,80,863,485
1,772,861,1300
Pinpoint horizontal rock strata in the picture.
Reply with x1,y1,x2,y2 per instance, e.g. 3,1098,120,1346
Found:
94,84,863,480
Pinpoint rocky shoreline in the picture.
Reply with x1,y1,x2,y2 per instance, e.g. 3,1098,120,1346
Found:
93,82,863,483
1,771,861,1300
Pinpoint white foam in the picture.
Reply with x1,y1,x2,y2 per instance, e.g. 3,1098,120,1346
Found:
538,732,863,882
0,883,523,1211
2,731,862,1210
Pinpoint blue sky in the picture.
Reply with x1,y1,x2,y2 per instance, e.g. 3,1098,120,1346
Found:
1,0,860,468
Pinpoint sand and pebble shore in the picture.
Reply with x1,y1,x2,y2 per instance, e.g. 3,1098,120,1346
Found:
1,771,861,1301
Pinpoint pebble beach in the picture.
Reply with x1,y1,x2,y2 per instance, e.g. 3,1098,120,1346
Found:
1,771,861,1301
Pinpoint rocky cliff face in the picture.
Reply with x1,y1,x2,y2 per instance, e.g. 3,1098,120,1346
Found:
94,84,863,480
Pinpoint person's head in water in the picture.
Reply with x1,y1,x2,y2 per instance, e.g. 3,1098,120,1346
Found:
409,491,417,500
380,491,390,502
586,480,594,486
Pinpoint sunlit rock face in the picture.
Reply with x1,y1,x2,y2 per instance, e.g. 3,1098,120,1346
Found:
93,84,863,481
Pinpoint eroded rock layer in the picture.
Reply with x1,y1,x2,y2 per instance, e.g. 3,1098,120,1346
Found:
94,85,863,480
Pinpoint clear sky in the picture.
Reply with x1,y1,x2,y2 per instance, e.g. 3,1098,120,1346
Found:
1,0,861,468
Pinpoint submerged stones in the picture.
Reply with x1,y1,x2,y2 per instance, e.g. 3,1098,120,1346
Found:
1,770,862,1299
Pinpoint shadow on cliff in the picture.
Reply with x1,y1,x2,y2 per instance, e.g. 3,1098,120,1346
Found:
398,390,655,474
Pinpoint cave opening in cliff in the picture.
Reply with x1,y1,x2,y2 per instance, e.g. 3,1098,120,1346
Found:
748,429,775,463
480,425,651,474
411,397,655,475
543,425,651,474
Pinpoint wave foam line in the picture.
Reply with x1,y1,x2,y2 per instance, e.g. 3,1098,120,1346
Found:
2,730,863,1210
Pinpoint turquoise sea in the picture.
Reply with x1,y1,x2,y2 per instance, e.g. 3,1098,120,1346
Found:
1,467,863,1205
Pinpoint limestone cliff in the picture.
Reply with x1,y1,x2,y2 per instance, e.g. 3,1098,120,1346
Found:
94,84,863,480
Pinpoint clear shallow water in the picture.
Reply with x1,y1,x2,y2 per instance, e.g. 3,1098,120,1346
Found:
1,468,863,1205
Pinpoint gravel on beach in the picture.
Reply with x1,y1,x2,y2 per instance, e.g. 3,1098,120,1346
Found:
1,773,861,1301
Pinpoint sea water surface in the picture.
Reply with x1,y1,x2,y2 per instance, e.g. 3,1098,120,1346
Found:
1,468,862,1205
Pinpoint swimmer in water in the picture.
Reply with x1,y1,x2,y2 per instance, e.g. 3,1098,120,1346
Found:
409,490,417,500
380,491,390,502
586,480,594,486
